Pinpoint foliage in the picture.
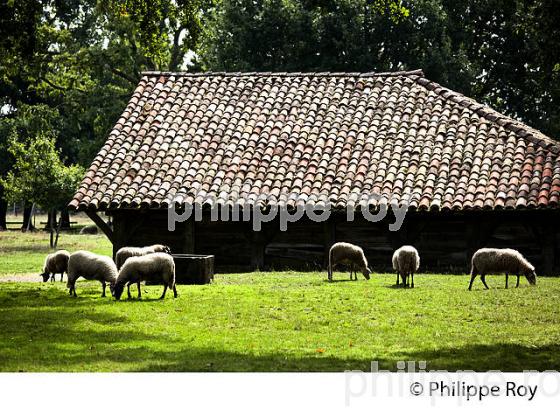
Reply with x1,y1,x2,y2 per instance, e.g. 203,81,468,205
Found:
0,0,210,167
0,271,559,371
0,105,84,244
202,0,560,138
1,135,84,212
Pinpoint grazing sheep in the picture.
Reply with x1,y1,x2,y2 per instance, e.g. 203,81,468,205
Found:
115,244,172,269
468,248,537,290
328,242,372,281
67,251,118,297
392,245,420,288
79,225,98,234
40,250,71,282
113,253,177,300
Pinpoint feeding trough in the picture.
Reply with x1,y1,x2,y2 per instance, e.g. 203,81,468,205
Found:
172,254,214,285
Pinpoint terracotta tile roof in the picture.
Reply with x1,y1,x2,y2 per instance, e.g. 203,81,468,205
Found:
69,70,560,212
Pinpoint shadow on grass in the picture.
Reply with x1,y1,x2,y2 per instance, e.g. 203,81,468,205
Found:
1,287,559,372
397,344,560,372
125,342,560,372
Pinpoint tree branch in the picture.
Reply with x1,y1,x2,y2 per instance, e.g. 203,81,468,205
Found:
170,24,187,71
103,63,139,85
40,77,86,93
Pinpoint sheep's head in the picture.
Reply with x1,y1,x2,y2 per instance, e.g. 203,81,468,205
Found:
362,267,372,280
525,269,537,285
39,272,50,282
163,245,172,254
112,282,125,300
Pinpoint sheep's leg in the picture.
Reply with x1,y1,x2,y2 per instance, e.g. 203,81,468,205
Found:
159,284,168,299
516,275,520,288
70,282,77,297
137,282,142,299
396,272,400,286
60,273,64,282
468,268,477,290
411,272,414,288
173,284,178,298
505,274,509,289
101,281,106,297
480,275,489,290
127,283,132,299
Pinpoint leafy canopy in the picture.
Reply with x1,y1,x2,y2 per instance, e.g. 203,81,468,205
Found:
0,105,84,212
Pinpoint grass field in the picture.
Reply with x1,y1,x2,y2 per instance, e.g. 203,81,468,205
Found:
1,228,560,372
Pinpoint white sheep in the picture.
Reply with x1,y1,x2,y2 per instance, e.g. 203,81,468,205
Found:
115,244,172,269
66,250,118,297
468,248,537,290
328,242,372,281
392,245,420,288
113,253,177,300
40,250,71,282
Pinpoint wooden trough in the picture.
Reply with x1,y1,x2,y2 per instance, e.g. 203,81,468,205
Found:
145,254,214,285
172,254,214,285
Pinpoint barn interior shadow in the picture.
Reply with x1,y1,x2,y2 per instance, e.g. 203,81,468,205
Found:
1,288,558,372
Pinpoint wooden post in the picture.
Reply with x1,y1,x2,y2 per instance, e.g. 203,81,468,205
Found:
540,224,556,275
183,218,195,254
85,210,114,243
323,218,336,268
251,230,266,270
466,218,481,268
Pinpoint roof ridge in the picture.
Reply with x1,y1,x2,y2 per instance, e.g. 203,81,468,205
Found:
413,77,560,155
140,69,425,78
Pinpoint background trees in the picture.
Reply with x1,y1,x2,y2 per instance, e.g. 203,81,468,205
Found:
202,0,560,137
0,106,83,246
0,0,559,230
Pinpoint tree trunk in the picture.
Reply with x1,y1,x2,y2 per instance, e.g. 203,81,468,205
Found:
0,186,7,231
45,210,58,231
54,213,63,248
60,208,70,229
21,202,35,232
49,209,56,248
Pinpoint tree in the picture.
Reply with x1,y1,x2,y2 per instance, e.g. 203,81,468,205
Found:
0,0,210,226
1,122,84,247
202,0,560,138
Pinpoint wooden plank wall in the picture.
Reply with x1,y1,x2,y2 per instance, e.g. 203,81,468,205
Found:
108,209,560,275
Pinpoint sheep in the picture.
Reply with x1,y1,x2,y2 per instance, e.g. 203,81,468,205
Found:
79,225,98,235
113,253,177,300
392,245,420,288
40,250,71,282
468,248,537,290
66,250,118,297
115,244,172,269
328,242,372,281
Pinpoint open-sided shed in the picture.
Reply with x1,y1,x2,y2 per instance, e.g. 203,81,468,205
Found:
69,70,560,274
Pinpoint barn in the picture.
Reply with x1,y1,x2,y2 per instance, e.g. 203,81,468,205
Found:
69,70,560,275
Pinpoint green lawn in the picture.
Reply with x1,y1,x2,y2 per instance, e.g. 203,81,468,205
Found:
1,230,560,372
0,229,112,276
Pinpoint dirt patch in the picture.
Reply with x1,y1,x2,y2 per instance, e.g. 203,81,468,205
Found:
0,273,43,283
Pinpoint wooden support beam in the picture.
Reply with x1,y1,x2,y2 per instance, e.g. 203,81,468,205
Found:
536,223,556,275
85,210,114,243
250,230,266,270
323,219,336,268
183,218,195,253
